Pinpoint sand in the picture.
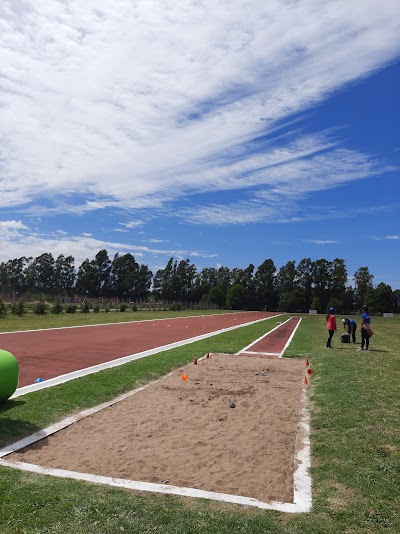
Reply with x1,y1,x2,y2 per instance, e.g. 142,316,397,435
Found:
9,354,306,503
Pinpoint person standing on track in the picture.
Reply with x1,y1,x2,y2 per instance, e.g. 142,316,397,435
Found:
326,307,337,349
342,318,357,343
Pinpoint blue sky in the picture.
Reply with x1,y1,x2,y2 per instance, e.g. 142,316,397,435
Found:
1,0,399,287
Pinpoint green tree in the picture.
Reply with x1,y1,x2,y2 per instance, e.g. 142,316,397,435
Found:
174,259,197,301
94,250,112,296
329,258,347,304
365,283,393,313
152,258,175,301
0,298,7,318
278,290,304,312
311,296,322,312
312,259,331,311
276,260,298,296
354,267,374,309
297,258,314,311
135,265,153,300
110,253,140,299
253,259,277,310
226,284,245,310
54,255,75,296
4,256,32,295
25,253,55,294
76,258,99,296
206,286,226,308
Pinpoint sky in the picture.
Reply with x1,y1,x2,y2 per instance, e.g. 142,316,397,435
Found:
1,0,399,288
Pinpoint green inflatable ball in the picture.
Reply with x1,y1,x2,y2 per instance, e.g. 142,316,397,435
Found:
0,349,19,402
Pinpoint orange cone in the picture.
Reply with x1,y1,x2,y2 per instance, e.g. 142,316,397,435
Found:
303,375,308,385
194,358,197,365
305,358,309,366
206,352,210,359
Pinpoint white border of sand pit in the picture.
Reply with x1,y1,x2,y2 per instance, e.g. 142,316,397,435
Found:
0,354,312,513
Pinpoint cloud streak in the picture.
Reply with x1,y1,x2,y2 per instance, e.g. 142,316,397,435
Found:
1,0,400,222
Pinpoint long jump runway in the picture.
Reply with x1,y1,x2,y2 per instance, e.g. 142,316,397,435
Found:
240,317,301,357
0,312,279,390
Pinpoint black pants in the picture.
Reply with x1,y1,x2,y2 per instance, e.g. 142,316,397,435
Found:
350,326,357,344
361,328,369,349
326,330,334,347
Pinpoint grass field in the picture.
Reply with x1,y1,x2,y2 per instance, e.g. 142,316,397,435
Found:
1,313,399,533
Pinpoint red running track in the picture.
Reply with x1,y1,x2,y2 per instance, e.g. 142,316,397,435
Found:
240,317,301,357
0,312,278,387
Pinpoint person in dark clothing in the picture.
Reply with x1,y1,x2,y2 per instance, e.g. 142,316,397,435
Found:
358,305,372,351
342,318,357,343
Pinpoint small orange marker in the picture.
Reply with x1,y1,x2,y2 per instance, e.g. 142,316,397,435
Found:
303,375,308,385
182,374,188,381
194,358,197,365
206,352,210,359
307,368,313,375
305,359,309,366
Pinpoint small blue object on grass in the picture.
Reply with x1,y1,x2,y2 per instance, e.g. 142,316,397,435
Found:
34,377,44,383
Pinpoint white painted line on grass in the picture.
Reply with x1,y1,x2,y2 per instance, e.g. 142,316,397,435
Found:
241,351,281,356
293,387,312,511
279,317,303,358
0,459,309,512
12,316,280,398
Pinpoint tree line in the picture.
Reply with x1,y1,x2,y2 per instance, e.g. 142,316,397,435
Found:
0,250,398,313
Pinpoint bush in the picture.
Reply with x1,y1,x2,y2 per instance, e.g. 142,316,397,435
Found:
0,299,7,318
119,304,127,312
81,301,91,313
93,304,100,313
131,305,138,312
33,300,47,315
11,300,25,316
51,302,63,314
66,304,77,314
104,304,110,313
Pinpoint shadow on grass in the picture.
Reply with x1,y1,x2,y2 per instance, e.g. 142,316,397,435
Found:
0,400,42,449
0,399,26,413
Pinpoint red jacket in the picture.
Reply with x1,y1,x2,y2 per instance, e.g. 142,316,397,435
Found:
326,314,337,330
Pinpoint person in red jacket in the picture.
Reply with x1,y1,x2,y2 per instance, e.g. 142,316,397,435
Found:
326,307,337,349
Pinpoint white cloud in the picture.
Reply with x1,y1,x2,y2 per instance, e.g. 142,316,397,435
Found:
0,219,29,239
369,235,400,240
304,240,339,245
0,231,218,268
0,0,399,219
120,221,144,229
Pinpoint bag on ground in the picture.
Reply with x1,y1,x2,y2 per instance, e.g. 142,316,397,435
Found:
341,333,350,343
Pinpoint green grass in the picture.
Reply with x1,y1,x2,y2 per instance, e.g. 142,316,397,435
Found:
1,313,399,533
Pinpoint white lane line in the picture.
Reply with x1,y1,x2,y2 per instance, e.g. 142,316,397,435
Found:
279,317,302,358
0,312,260,335
12,316,280,398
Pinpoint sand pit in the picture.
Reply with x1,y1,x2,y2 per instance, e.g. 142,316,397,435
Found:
7,354,307,505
